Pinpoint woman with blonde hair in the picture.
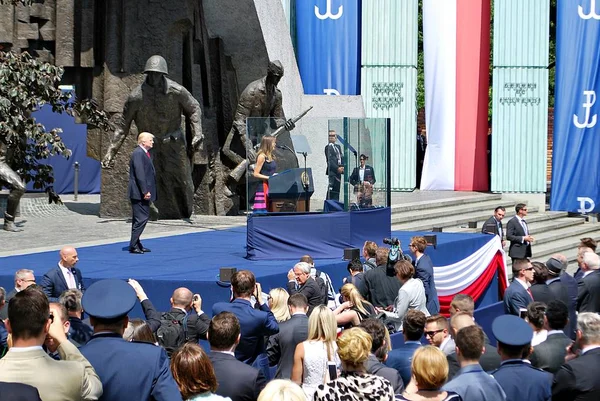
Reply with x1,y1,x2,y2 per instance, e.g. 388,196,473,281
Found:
253,136,277,213
314,327,394,401
268,288,291,323
333,283,375,328
291,305,340,401
258,379,305,401
397,346,460,401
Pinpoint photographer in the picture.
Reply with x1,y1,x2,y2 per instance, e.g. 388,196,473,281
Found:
363,248,401,308
128,279,210,355
212,270,279,365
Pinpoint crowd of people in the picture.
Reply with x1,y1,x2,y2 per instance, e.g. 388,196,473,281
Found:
0,233,599,401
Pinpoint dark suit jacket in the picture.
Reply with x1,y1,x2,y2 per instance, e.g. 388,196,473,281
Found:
141,299,210,342
80,333,182,401
506,216,532,259
447,340,501,379
212,299,279,365
415,254,440,315
552,348,600,401
128,145,157,201
530,332,572,374
0,320,7,354
0,382,42,401
577,271,600,313
363,265,401,308
349,165,376,190
325,143,342,176
266,313,309,379
482,216,504,239
385,342,422,385
560,271,578,340
40,266,85,302
68,316,94,345
503,279,533,315
366,354,404,394
344,272,367,297
210,351,266,401
530,283,554,305
286,277,322,314
547,277,577,339
0,288,16,320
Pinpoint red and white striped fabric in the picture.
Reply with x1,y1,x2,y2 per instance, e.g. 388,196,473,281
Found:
421,0,491,191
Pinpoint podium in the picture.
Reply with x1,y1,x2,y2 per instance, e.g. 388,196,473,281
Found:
268,168,314,212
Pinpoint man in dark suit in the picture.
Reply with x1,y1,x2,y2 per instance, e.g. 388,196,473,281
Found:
552,312,600,400
576,252,600,313
385,309,427,385
40,246,85,303
360,318,404,394
0,382,42,401
128,279,210,350
410,236,440,315
128,131,156,254
490,315,552,401
212,270,279,365
503,259,535,316
349,154,376,208
343,259,367,296
286,262,323,314
363,248,401,308
325,129,343,201
530,300,572,374
267,293,309,379
546,256,577,339
482,206,506,247
80,279,182,401
0,269,36,320
506,203,534,261
209,312,266,401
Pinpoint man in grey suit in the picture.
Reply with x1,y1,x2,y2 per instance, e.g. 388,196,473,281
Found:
0,287,102,401
267,293,309,379
530,300,572,374
482,206,506,247
506,203,535,261
425,314,455,355
576,252,600,313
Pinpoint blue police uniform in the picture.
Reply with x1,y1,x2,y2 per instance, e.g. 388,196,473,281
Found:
79,279,182,401
490,315,552,401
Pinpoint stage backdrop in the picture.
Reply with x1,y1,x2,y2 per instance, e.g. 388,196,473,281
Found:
296,0,361,95
551,0,600,214
421,0,490,191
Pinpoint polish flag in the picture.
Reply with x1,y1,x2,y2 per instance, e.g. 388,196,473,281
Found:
421,0,490,191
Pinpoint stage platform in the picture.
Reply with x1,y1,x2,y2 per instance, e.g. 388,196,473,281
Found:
0,226,501,319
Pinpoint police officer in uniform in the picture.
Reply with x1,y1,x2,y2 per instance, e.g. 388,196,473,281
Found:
490,315,552,401
79,279,182,401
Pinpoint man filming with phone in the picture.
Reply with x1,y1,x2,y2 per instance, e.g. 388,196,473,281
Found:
128,279,210,355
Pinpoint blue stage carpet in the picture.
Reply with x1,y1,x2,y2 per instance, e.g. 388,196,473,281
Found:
0,228,490,319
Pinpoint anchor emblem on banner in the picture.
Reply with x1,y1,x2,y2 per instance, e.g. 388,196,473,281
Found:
579,0,600,20
315,0,344,20
323,89,340,95
577,197,596,214
573,90,597,128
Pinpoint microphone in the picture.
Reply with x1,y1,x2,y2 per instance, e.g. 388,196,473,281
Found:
276,144,295,154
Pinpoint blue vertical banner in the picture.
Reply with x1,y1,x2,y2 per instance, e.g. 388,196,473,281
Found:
295,0,361,95
551,0,600,213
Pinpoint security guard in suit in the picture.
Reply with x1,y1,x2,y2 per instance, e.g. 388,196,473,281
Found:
490,315,553,401
79,279,182,401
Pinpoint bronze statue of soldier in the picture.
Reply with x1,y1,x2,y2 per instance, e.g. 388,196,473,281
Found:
101,55,205,219
0,139,25,232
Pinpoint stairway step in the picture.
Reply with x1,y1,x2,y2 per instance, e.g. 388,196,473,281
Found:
446,212,572,233
390,193,502,214
391,199,515,225
506,222,599,248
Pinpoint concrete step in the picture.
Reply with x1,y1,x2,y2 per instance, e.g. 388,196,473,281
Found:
450,212,572,233
391,199,515,225
392,205,540,231
390,192,502,214
504,220,598,248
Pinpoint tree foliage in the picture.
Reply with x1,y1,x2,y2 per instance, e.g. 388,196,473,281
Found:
0,51,110,190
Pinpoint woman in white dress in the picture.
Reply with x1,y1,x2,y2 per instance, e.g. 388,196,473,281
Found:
291,305,341,401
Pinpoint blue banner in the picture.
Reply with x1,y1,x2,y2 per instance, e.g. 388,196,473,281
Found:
551,0,600,213
295,0,361,95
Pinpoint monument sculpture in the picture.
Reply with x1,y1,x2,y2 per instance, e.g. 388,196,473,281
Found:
101,55,205,220
0,139,25,232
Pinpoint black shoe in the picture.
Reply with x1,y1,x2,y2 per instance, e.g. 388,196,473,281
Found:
140,247,151,253
129,248,144,254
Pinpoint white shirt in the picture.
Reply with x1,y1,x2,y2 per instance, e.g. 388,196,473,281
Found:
581,345,600,355
531,329,548,346
514,277,531,290
359,167,365,182
515,215,529,240
440,336,453,352
58,263,77,289
8,345,44,353
583,270,596,278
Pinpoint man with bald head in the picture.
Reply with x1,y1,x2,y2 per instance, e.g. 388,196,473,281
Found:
40,246,85,302
128,279,209,355
446,311,501,379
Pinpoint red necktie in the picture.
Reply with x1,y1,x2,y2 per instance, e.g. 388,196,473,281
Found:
146,151,151,159
527,288,534,300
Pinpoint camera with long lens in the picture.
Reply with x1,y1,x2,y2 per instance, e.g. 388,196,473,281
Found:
383,237,412,276
383,237,400,246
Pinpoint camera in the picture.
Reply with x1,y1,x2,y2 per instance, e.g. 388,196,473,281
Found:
193,294,200,302
383,237,400,246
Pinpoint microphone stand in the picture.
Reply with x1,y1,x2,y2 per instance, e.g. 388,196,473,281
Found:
301,151,309,212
